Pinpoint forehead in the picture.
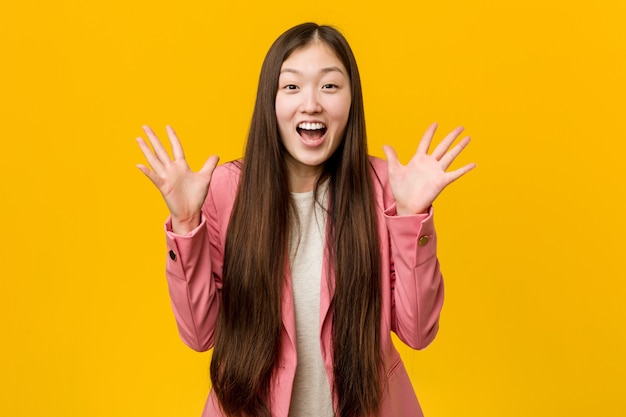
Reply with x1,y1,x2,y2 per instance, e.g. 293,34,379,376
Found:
280,41,347,75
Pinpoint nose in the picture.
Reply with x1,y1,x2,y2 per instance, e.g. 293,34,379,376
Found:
300,88,322,114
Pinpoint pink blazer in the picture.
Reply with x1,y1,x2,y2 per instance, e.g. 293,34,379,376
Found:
164,156,444,417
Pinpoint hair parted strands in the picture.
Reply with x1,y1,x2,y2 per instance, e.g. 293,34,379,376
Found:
210,23,383,417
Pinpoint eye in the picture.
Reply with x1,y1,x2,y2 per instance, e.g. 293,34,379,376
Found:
322,83,339,89
283,84,298,90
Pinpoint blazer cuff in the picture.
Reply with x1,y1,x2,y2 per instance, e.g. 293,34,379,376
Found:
384,206,437,266
164,215,208,281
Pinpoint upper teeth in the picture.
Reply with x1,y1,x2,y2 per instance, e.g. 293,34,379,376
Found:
298,122,325,130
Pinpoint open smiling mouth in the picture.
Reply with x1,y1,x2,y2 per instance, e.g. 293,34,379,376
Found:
297,122,327,144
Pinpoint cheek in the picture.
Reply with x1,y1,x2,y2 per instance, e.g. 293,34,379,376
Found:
329,96,351,126
330,92,351,113
275,96,294,127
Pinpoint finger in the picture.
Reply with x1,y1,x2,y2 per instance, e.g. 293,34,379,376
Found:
432,126,465,160
136,137,165,175
136,163,163,188
142,125,173,164
417,122,438,154
444,162,477,184
439,136,471,170
199,155,220,178
166,125,186,161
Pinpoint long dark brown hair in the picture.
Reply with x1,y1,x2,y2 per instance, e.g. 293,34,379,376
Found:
210,23,382,417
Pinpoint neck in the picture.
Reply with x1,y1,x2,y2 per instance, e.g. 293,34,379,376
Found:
288,173,318,193
286,164,322,193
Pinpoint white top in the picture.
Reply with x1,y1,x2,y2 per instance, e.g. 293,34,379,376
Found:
287,185,334,417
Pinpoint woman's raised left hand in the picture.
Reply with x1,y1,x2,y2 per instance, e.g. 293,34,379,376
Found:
382,122,476,215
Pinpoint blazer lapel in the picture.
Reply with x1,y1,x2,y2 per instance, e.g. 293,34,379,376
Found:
319,245,335,332
281,244,335,349
281,269,297,349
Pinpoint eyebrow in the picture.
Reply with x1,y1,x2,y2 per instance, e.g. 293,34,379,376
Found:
280,66,346,75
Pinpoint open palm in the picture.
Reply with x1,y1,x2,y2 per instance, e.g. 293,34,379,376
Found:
136,125,219,234
383,123,475,215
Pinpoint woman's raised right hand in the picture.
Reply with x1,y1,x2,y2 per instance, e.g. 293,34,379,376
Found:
136,125,219,235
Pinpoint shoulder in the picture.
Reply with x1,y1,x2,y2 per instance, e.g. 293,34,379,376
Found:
367,155,394,206
368,155,389,189
212,159,242,179
368,155,388,180
210,160,242,193
203,161,242,215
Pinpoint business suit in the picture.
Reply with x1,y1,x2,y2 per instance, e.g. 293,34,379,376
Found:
164,156,444,417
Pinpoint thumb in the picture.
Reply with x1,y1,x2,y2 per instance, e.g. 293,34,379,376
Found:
199,155,220,179
382,145,400,169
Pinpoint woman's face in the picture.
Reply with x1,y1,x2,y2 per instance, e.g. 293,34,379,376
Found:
275,41,351,191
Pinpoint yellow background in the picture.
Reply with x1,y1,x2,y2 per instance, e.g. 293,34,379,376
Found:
1,0,624,416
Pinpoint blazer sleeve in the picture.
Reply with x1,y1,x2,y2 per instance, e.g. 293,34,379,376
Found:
164,179,225,352
385,204,444,350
